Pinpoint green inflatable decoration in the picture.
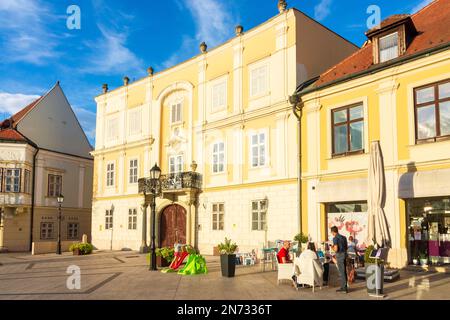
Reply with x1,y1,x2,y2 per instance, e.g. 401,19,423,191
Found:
177,254,208,275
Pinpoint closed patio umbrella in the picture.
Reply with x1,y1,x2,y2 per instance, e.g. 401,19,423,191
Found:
367,141,391,248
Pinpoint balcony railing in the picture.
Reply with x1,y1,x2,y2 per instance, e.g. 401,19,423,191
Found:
138,171,202,194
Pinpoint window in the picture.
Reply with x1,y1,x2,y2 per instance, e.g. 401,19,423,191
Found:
250,64,269,97
212,81,227,111
106,117,119,141
332,104,364,156
48,174,62,197
128,108,142,136
128,208,138,230
105,210,113,230
0,168,2,192
129,159,138,184
40,222,54,240
169,155,183,174
252,200,268,231
106,163,115,187
250,132,267,168
379,32,399,63
23,169,31,194
415,80,450,142
171,103,182,124
327,202,368,245
67,223,79,240
5,169,20,193
212,142,225,173
212,203,224,231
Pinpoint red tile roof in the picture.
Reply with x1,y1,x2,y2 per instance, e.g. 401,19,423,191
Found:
0,128,27,142
366,14,411,36
313,0,450,87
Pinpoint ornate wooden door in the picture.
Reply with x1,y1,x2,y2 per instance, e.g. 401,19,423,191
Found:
159,204,187,248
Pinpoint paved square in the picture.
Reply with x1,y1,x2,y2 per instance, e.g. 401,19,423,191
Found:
0,252,449,300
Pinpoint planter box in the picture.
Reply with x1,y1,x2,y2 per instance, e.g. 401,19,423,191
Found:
157,256,171,268
72,248,82,256
220,254,236,277
365,264,384,296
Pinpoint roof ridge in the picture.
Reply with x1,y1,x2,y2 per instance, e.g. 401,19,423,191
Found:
412,0,439,18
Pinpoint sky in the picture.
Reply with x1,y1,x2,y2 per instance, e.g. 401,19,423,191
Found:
0,0,434,146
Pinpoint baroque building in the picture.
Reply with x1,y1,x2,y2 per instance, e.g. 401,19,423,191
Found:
91,4,357,254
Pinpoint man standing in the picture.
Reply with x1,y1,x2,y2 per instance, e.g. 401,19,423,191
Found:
331,226,348,293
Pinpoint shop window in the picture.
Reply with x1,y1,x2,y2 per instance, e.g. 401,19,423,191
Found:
327,202,368,246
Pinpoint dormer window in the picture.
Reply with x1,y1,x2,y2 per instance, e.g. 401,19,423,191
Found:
366,14,417,65
379,32,399,62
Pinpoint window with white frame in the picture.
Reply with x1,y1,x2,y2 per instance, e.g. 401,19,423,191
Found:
169,155,183,174
212,142,225,173
128,108,142,136
106,117,119,141
67,223,79,240
5,169,20,193
171,102,182,124
251,200,267,231
212,80,227,111
106,162,115,187
250,64,269,97
105,210,113,230
23,169,31,194
212,203,224,231
129,159,138,184
379,32,399,63
40,222,54,240
128,208,137,230
48,174,62,197
250,132,267,168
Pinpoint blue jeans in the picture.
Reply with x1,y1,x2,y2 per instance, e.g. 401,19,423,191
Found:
336,253,347,290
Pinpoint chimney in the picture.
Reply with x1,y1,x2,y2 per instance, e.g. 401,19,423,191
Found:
278,0,287,13
102,84,108,94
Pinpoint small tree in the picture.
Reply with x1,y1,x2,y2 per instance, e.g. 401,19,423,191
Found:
218,238,237,255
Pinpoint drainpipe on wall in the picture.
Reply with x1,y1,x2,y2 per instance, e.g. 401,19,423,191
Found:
29,146,39,252
290,93,303,235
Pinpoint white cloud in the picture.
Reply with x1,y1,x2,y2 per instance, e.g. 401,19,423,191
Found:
411,0,433,14
0,0,60,65
0,92,40,117
161,0,236,69
314,0,333,22
73,106,97,141
81,24,144,75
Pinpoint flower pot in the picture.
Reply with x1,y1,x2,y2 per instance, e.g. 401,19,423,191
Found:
420,259,428,266
413,259,419,265
220,254,236,277
72,248,82,256
365,263,384,297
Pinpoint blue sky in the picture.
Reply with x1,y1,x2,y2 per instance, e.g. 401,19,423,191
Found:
0,0,434,145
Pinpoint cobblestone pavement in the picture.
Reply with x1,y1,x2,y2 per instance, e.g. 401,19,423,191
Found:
0,251,449,300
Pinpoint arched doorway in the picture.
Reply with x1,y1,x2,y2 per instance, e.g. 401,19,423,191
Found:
159,204,187,248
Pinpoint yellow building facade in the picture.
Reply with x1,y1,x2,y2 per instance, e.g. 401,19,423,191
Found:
91,6,357,254
295,1,450,268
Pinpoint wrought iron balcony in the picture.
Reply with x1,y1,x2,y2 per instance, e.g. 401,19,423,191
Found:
138,171,202,195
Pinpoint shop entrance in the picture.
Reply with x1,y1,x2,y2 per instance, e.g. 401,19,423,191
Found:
407,197,450,265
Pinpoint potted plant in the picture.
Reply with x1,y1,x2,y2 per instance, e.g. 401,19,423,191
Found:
218,238,238,277
364,245,385,297
294,232,309,251
419,252,428,266
412,256,419,265
69,243,94,256
155,247,175,268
